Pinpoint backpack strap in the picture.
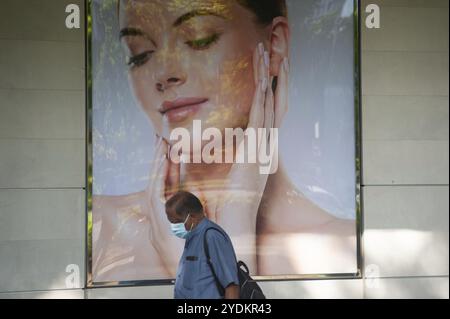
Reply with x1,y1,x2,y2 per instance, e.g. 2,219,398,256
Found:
203,227,226,297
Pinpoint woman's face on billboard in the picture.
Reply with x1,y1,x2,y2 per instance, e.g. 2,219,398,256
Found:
119,0,266,140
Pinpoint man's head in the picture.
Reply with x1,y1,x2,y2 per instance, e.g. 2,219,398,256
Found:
165,191,205,229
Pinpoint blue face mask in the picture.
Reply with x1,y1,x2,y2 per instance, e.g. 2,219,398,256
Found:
170,214,191,239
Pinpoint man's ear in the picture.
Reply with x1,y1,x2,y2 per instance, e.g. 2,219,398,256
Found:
269,16,290,77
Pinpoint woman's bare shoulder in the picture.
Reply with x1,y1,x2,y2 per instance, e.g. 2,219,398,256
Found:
317,215,356,237
260,187,355,235
283,199,356,237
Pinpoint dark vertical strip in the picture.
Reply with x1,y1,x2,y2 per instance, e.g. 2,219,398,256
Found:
84,0,93,291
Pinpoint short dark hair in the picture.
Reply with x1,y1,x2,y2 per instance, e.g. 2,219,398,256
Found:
237,0,287,25
165,191,204,217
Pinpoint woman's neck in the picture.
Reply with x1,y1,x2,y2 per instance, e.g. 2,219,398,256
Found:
182,162,234,190
180,143,237,190
181,157,291,192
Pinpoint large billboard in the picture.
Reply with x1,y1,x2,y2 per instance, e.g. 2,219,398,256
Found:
88,0,361,285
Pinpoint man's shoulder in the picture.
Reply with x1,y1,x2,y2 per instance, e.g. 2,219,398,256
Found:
203,220,229,242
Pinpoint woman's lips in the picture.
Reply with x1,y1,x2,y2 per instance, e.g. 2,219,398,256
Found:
159,97,208,123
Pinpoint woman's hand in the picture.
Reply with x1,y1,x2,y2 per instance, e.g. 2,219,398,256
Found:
210,43,289,275
143,43,289,277
144,137,184,278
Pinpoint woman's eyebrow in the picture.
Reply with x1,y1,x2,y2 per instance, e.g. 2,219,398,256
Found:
119,27,145,39
119,27,157,46
173,9,227,27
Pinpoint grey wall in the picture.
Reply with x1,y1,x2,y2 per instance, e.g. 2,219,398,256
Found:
0,0,86,297
0,0,448,299
360,0,449,298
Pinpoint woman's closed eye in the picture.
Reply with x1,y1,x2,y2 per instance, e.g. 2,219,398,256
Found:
125,32,221,68
126,50,154,68
185,33,221,50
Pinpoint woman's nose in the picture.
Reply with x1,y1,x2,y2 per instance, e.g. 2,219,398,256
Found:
156,76,186,92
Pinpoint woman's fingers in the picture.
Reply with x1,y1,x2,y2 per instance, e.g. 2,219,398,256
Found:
253,43,263,85
274,57,289,128
154,134,161,148
259,75,274,156
148,136,164,190
260,50,274,149
153,140,169,204
261,50,270,92
264,76,275,132
248,44,269,130
166,154,181,199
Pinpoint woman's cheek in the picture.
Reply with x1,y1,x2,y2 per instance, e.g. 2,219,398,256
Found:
222,55,254,105
204,77,250,129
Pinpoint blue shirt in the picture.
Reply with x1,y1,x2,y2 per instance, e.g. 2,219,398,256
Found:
174,218,239,299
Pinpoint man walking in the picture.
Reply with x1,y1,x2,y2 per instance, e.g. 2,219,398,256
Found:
165,191,240,299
